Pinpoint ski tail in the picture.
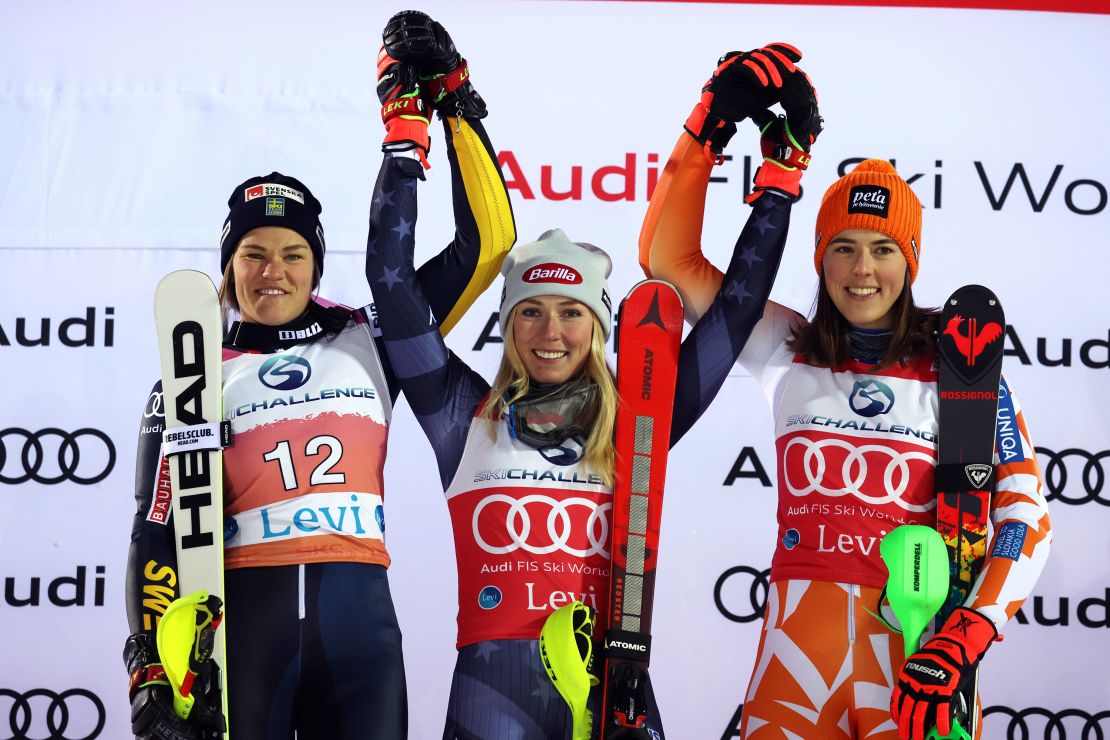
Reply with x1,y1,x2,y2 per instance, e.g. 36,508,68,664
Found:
601,280,683,739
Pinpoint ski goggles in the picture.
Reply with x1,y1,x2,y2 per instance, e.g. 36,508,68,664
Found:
507,379,599,450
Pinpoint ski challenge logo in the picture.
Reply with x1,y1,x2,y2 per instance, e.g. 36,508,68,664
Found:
258,355,312,390
848,379,895,418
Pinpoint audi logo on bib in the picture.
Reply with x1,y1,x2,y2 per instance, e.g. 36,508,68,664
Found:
0,428,116,485
472,493,612,558
0,687,106,740
782,434,936,511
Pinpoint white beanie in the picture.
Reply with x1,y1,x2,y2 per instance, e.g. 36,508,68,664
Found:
499,229,613,340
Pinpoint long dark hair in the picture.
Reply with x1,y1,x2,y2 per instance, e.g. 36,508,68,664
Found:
787,270,939,369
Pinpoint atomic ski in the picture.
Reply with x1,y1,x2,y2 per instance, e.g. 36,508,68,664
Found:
934,283,1005,738
154,269,230,735
601,279,683,739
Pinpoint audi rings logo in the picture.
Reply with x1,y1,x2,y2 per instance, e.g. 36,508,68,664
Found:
782,436,935,512
1036,447,1110,505
713,566,769,623
983,705,1110,738
258,355,312,390
0,687,105,740
848,379,895,417
143,392,164,419
0,429,116,486
472,494,611,558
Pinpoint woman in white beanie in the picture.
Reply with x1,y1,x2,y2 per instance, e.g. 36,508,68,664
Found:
640,47,1050,740
368,76,812,740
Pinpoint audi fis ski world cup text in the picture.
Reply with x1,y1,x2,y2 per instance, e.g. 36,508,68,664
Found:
496,151,1107,215
472,492,611,614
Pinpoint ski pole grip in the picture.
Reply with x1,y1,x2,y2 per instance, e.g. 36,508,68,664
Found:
927,716,973,740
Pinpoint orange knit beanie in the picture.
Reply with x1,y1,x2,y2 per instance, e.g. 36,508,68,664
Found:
813,159,923,283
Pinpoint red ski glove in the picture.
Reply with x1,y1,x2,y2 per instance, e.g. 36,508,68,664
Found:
891,607,998,739
685,44,804,164
745,114,812,203
376,46,431,169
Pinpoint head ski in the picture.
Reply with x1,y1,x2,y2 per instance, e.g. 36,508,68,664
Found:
154,269,230,735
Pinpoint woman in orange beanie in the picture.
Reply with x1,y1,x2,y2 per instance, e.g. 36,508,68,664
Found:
640,56,1052,739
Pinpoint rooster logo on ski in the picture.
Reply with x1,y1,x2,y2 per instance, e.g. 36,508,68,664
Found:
943,314,1003,367
939,287,1005,386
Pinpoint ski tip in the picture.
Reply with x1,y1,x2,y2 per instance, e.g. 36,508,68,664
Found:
156,269,220,297
624,279,684,310
154,270,222,317
942,284,1002,310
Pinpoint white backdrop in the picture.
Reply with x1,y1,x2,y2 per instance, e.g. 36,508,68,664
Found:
1,1,1108,738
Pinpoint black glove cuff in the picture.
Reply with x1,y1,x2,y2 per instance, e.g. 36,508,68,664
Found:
124,632,156,673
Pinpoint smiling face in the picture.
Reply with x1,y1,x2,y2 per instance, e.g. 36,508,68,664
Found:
821,228,908,330
232,226,315,326
511,295,595,384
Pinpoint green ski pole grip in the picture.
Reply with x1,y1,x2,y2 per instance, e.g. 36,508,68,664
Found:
880,525,950,657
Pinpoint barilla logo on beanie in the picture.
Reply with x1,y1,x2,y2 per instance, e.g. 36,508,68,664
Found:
848,185,890,218
523,263,582,285
245,183,305,204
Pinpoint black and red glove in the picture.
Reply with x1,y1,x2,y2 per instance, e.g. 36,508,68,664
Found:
124,633,225,740
891,607,998,740
383,10,487,120
685,43,806,164
745,61,822,202
376,46,432,169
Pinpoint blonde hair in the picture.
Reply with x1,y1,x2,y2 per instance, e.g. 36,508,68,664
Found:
479,305,617,484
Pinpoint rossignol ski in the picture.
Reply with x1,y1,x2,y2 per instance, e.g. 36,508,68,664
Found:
933,283,1005,738
601,279,683,739
154,269,230,735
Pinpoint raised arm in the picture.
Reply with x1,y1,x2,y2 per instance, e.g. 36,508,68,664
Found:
377,10,515,336
368,17,501,488
669,192,794,446
641,44,821,324
646,47,822,444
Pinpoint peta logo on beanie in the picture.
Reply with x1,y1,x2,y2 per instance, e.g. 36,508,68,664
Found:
523,263,582,284
848,185,890,218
